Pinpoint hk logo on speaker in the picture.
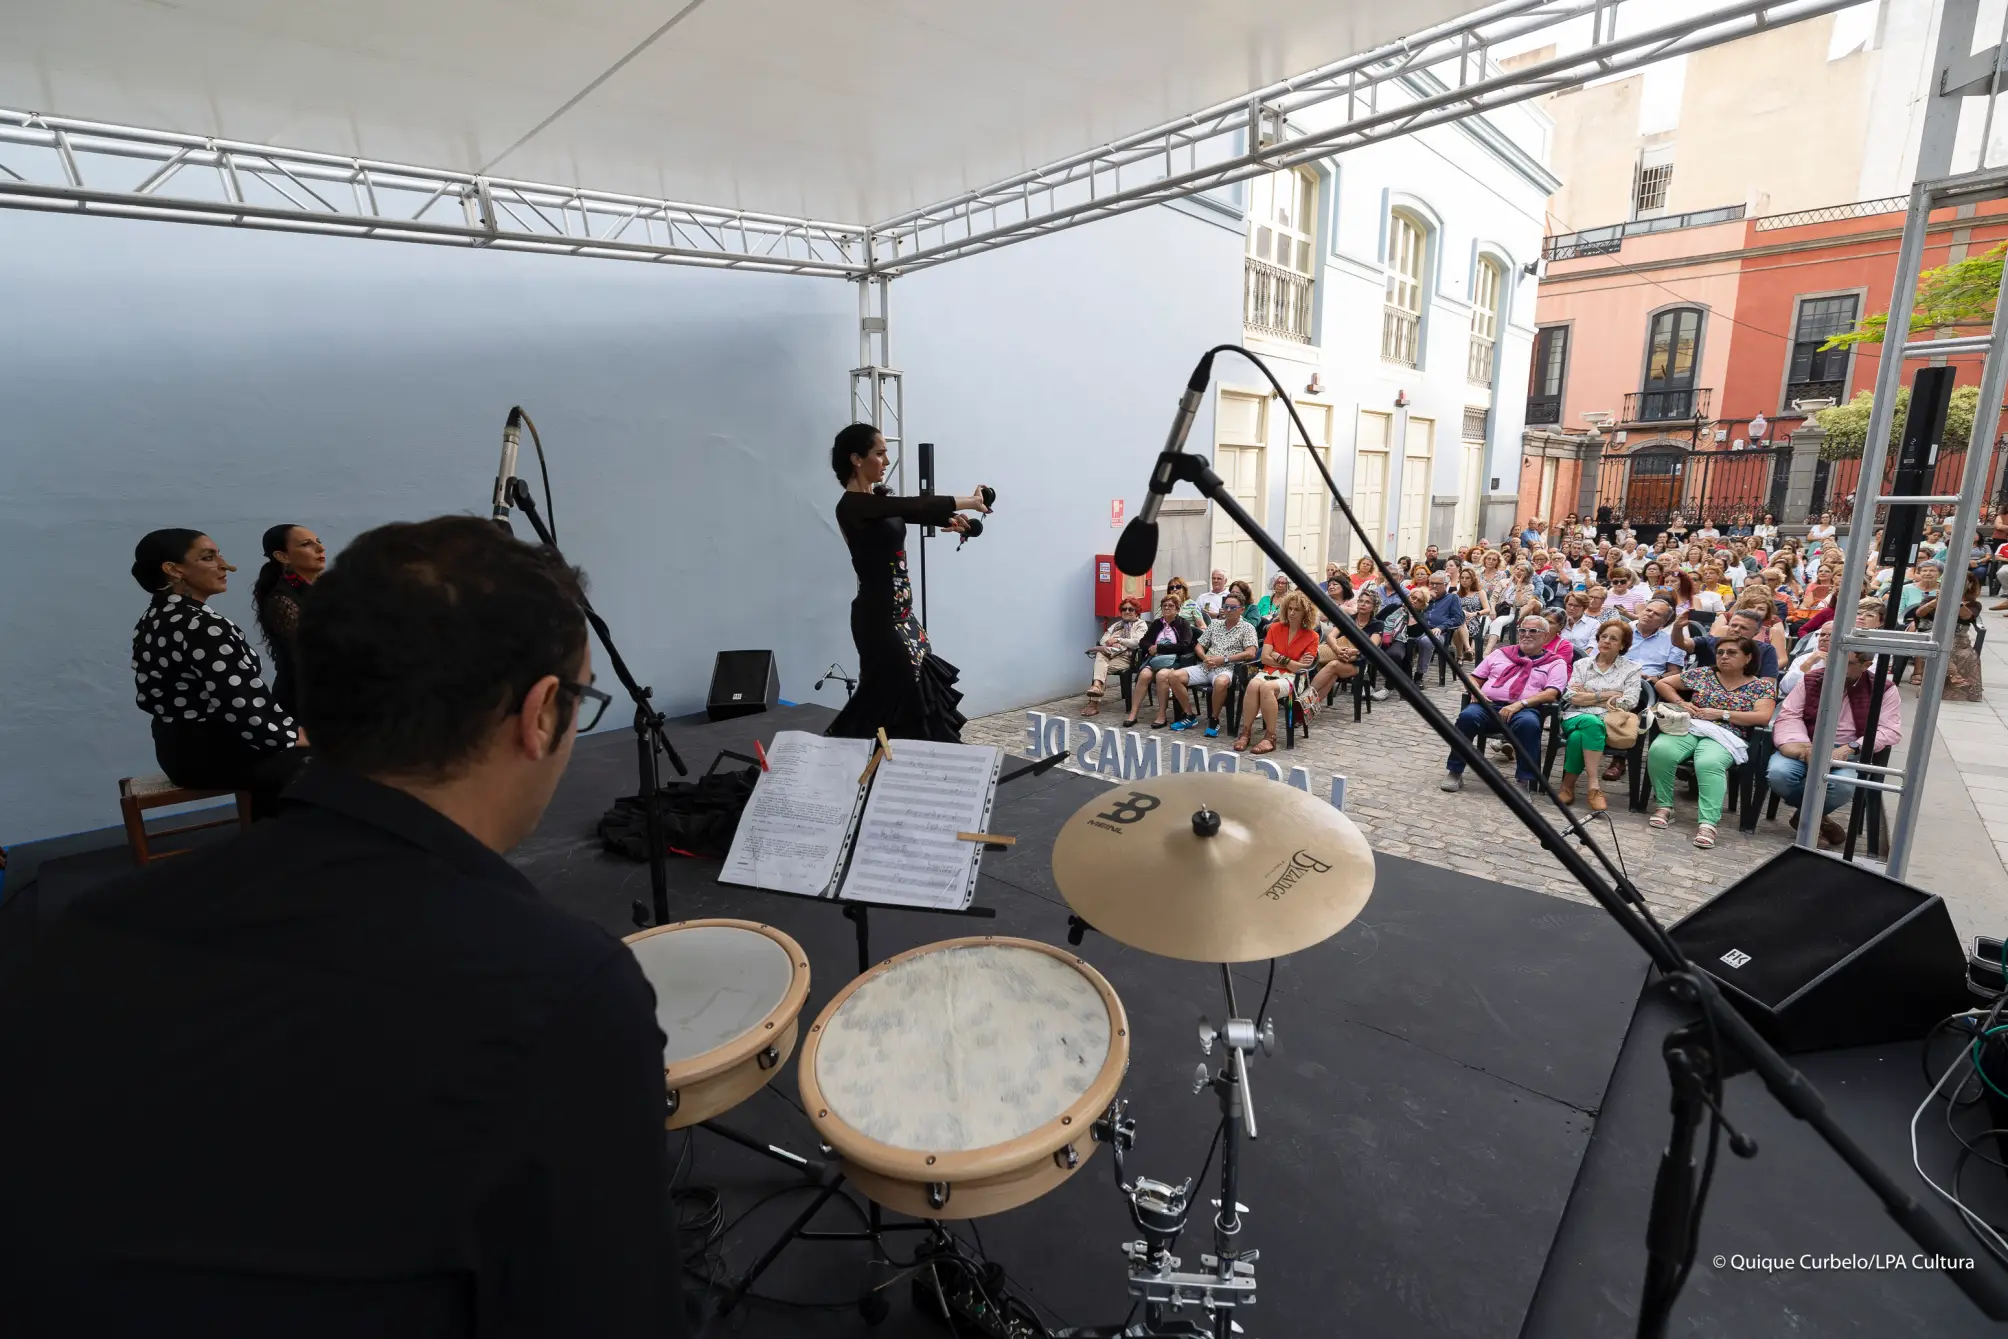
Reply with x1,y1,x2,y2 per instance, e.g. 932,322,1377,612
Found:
1720,949,1752,969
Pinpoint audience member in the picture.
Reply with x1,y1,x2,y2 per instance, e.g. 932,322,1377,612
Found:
1251,572,1291,622
1647,636,1778,849
1440,615,1567,792
1672,605,1781,678
1558,621,1641,811
1166,577,1205,627
1606,567,1646,615
1170,592,1259,734
1236,591,1318,754
1196,569,1231,619
1557,589,1599,657
1767,648,1903,847
1122,594,1197,727
1082,597,1146,715
1915,574,1985,701
1418,571,1464,679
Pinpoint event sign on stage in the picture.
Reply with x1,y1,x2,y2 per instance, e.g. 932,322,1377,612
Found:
720,730,1001,911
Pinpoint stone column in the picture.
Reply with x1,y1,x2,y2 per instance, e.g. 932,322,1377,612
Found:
1576,435,1605,518
1781,422,1825,538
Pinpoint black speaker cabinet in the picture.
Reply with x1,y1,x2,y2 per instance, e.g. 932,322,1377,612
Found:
1666,845,1969,1054
706,650,779,722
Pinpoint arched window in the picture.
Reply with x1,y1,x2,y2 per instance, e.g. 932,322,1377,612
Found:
1467,257,1503,386
1382,211,1426,367
1244,168,1318,342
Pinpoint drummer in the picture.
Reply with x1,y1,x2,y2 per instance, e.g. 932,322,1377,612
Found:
0,517,685,1337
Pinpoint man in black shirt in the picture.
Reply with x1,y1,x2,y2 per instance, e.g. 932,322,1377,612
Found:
0,517,681,1337
1673,606,1782,679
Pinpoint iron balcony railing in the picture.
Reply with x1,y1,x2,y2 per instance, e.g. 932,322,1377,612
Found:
1243,257,1314,343
1525,394,1562,426
1622,387,1713,424
1541,204,1747,262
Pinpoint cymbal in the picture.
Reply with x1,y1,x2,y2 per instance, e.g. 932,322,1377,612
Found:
1052,770,1374,963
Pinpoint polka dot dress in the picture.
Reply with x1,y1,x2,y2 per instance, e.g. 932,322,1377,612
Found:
131,593,296,751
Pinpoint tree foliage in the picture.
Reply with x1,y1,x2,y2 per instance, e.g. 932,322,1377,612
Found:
1813,384,1977,460
1823,242,2005,350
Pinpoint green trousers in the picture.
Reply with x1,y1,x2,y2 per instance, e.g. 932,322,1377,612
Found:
1646,732,1737,826
1561,714,1606,774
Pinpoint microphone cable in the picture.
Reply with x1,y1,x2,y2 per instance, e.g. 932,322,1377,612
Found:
1200,344,1669,946
514,408,558,541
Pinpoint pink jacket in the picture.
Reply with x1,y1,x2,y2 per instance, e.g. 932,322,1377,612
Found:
1770,675,1903,753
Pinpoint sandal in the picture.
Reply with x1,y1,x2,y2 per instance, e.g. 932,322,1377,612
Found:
1232,733,1251,752
1251,737,1276,755
1081,701,1100,717
1587,788,1608,813
1693,823,1717,850
1649,808,1673,829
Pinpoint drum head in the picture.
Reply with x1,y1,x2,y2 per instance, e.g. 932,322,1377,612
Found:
625,921,805,1074
806,939,1124,1175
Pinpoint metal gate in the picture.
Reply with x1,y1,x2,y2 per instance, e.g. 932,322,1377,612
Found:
1593,443,1790,539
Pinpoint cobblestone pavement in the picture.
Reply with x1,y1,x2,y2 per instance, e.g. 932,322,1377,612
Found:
964,670,1796,927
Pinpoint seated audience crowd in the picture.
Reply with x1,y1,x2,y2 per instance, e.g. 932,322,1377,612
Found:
1081,509,1971,849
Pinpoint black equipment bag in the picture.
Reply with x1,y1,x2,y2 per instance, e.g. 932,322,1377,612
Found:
597,750,760,861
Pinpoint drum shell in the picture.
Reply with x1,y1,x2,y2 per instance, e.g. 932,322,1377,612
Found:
797,935,1129,1220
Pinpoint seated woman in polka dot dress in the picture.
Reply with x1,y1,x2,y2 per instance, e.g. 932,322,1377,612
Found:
130,528,307,817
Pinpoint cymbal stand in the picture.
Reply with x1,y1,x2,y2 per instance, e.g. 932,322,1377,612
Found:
1084,967,1267,1338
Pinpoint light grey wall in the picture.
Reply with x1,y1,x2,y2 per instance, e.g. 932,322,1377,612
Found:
0,203,1241,843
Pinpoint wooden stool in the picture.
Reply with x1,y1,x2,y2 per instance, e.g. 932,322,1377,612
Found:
117,774,254,865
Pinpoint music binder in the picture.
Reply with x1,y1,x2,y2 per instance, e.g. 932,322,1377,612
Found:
719,731,1003,911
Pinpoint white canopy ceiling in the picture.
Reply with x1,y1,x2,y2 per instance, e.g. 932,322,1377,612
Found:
2,0,1495,224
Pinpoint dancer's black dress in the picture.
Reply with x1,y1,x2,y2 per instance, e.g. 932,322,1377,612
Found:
827,489,966,742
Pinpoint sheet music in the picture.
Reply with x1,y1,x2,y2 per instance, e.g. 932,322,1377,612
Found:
840,740,1001,910
719,732,872,897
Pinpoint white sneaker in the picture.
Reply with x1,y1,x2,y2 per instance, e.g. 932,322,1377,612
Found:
1439,771,1464,792
1370,687,1391,701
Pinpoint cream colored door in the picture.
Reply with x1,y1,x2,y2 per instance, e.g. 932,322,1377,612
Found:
1352,410,1392,557
1455,439,1485,546
1396,415,1434,557
1210,390,1268,587
1283,401,1333,575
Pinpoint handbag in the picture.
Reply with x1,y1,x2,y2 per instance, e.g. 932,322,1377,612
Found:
1651,703,1692,736
1601,706,1641,750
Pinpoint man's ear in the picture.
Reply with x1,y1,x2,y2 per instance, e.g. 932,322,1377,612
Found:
516,675,566,760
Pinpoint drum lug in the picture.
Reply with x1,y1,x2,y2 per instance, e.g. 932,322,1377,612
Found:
926,1181,950,1211
1053,1143,1080,1171
664,1088,680,1119
757,1044,780,1071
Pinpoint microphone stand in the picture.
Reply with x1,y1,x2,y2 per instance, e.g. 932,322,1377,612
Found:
505,475,688,928
1133,434,2008,1333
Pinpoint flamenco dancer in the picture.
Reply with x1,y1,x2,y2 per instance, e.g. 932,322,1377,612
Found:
827,423,992,742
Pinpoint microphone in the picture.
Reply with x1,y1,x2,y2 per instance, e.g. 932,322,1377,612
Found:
955,515,985,551
1114,351,1216,576
492,406,525,527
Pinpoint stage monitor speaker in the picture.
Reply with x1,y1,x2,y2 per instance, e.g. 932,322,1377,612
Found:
706,650,779,722
1666,845,1969,1054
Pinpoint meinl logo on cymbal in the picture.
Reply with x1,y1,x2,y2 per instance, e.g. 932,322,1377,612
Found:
1262,850,1331,901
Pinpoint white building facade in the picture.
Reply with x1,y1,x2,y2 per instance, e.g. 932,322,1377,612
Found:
1156,81,1558,589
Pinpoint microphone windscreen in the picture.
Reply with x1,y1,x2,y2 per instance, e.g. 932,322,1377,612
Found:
872,483,891,496
1113,519,1158,577
963,517,984,538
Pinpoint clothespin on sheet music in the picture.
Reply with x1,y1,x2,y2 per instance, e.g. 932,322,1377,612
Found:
859,729,893,785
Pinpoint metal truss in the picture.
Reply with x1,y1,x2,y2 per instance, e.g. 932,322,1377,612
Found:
0,110,869,277
869,0,1866,274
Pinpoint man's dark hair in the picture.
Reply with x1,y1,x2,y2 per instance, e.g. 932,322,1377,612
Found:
830,423,880,484
297,516,589,779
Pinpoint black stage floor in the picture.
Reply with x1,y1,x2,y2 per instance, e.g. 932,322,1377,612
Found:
13,703,2006,1336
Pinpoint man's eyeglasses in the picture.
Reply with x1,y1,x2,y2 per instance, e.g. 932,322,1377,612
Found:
1222,602,1243,611
557,677,613,732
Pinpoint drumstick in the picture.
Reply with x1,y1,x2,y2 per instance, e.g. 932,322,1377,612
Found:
956,832,1016,847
